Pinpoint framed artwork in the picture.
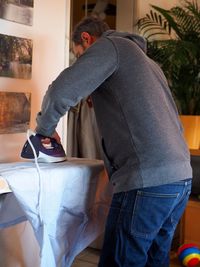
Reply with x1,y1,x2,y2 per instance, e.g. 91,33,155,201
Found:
0,33,33,79
0,0,34,26
0,91,31,134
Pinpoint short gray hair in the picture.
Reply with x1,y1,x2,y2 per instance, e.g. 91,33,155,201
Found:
72,16,110,45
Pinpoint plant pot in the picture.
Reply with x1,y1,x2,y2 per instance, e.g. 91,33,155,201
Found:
180,115,200,150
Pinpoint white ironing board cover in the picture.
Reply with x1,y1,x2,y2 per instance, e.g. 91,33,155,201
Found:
0,158,112,267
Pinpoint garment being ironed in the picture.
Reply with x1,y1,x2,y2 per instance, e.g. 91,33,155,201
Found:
36,30,192,193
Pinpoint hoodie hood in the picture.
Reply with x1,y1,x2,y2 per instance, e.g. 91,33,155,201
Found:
103,30,147,53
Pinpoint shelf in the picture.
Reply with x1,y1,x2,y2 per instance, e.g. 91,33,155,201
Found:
190,149,200,156
180,197,200,247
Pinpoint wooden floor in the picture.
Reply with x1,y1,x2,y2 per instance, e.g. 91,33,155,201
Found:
71,248,189,267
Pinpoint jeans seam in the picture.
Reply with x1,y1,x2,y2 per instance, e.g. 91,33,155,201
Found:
137,190,179,198
170,184,191,228
131,192,152,239
116,192,128,228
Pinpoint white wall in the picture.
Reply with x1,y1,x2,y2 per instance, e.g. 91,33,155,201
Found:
0,1,70,266
116,0,138,32
137,0,180,18
0,0,70,162
116,0,180,32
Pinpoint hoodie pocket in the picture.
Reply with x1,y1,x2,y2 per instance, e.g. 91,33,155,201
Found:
101,138,117,177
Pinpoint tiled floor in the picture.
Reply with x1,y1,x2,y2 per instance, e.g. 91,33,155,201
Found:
71,248,185,267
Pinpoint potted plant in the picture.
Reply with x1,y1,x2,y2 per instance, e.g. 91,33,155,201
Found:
137,0,200,149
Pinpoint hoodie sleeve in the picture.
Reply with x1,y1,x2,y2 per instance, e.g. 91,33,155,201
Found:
35,37,118,136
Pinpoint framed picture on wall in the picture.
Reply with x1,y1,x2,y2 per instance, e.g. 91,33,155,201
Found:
0,33,33,79
0,91,31,134
0,0,34,26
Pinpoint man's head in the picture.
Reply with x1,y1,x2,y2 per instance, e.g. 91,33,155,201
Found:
72,16,110,58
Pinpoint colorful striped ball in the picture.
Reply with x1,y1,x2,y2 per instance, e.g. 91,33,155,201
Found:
178,243,200,267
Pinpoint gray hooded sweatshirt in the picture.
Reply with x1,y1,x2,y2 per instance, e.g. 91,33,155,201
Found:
36,30,192,193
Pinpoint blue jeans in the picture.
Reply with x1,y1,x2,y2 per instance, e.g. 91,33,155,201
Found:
98,179,192,267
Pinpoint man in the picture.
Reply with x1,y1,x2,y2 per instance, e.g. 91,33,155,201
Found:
36,16,192,266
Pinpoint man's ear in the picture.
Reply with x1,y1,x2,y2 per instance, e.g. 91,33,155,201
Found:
81,32,95,46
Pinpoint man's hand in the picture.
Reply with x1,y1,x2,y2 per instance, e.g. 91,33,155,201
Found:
51,131,61,144
36,130,61,145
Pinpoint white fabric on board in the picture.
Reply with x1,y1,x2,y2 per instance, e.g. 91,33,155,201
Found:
0,158,112,267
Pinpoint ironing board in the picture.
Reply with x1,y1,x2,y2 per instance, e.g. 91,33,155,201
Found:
0,158,112,267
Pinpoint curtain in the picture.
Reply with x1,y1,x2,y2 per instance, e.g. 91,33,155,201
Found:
67,97,103,159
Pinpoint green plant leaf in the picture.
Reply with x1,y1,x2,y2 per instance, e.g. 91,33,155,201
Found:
137,0,200,115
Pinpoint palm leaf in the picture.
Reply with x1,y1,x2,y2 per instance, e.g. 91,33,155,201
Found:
137,0,200,114
170,6,200,37
137,15,171,39
150,5,183,38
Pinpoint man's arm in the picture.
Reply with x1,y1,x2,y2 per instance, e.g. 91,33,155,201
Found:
35,37,118,136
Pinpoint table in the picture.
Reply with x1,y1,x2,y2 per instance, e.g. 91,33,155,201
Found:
0,158,112,267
